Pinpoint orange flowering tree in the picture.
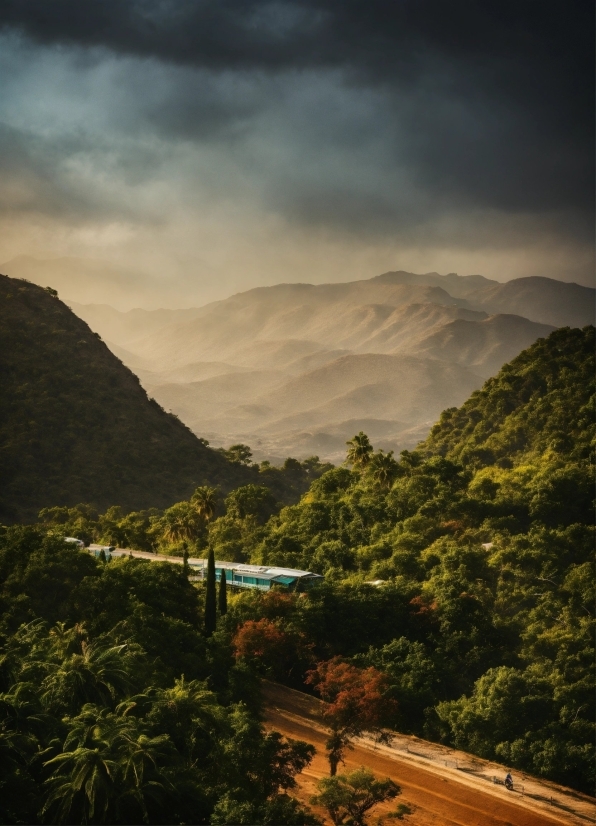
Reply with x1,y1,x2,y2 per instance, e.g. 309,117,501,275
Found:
233,618,314,682
306,657,398,775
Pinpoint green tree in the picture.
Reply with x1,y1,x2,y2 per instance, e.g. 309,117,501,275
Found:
224,444,254,465
345,432,374,469
40,639,137,715
191,485,218,522
218,568,228,615
368,450,399,490
204,550,217,637
159,502,203,547
43,742,118,823
225,484,278,524
311,768,400,826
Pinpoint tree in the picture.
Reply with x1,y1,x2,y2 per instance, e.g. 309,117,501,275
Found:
224,444,253,465
218,567,228,615
43,742,117,823
233,619,288,672
345,433,373,469
233,619,314,682
160,502,203,546
40,640,137,714
225,484,278,524
306,659,397,775
368,450,399,490
311,768,400,826
42,706,176,824
191,486,218,522
204,549,217,636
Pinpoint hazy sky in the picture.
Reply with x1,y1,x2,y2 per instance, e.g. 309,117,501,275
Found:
0,1,593,306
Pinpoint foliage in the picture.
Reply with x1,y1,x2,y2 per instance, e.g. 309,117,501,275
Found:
0,275,260,523
0,530,318,824
233,618,314,683
311,767,400,826
345,432,374,468
218,327,594,793
306,659,398,774
422,326,595,466
204,550,217,637
2,324,594,801
221,444,254,465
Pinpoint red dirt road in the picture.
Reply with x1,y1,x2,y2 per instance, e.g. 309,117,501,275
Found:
262,682,595,826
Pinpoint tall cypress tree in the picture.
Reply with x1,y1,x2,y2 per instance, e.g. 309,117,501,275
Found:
218,567,228,615
204,549,217,636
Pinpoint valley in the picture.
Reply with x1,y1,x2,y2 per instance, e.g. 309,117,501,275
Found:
65,269,585,464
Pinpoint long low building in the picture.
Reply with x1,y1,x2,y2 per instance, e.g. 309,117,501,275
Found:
190,560,324,591
87,544,323,592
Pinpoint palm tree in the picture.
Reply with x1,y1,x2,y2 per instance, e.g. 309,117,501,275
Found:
345,432,374,469
43,708,174,824
160,502,203,546
147,678,222,766
368,450,399,490
42,744,117,823
41,641,135,714
191,486,218,523
117,731,175,822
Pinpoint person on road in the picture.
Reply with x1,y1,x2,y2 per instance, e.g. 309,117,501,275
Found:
505,772,513,790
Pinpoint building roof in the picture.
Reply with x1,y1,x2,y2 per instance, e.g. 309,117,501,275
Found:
213,561,322,580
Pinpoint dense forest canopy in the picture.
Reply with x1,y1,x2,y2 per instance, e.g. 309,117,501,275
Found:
0,326,594,823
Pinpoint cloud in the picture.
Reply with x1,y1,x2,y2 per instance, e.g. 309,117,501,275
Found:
0,2,592,298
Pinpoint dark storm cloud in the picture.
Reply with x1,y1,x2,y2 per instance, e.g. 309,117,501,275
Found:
0,0,593,224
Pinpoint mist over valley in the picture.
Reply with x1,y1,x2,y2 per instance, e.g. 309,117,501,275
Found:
62,268,584,464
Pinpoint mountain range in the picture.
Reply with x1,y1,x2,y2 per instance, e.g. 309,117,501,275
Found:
63,270,593,463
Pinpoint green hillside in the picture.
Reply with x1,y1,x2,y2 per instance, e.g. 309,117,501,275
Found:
188,325,591,791
422,325,594,466
0,275,260,522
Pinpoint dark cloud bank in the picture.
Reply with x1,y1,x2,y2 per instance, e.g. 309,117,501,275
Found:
0,1,593,293
2,1,592,210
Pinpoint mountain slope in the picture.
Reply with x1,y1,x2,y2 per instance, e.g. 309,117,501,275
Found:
409,313,555,377
67,269,592,463
467,276,595,328
0,275,256,522
151,353,482,465
422,325,595,466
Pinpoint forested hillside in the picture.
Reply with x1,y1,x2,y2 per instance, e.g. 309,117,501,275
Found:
205,326,592,792
423,325,594,466
0,276,321,523
1,326,593,824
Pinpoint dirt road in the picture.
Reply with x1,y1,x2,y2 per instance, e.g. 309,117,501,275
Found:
262,681,595,826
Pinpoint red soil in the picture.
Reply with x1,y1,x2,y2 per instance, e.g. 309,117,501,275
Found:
262,681,595,826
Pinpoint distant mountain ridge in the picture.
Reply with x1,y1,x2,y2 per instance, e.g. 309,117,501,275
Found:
68,269,592,463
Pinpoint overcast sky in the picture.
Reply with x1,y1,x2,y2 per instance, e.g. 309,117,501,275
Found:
0,1,593,306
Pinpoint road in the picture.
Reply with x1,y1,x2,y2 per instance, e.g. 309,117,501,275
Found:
88,544,205,569
262,681,595,826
